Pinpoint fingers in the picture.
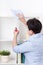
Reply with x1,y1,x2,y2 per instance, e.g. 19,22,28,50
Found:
15,27,19,32
16,13,24,19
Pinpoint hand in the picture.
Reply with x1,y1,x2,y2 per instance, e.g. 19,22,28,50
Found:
14,27,19,37
16,13,24,20
16,13,26,25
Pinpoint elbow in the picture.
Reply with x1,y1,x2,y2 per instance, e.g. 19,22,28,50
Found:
13,47,20,53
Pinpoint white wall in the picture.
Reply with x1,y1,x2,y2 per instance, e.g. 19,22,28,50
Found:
0,17,28,41
0,0,43,17
0,17,19,41
0,0,43,25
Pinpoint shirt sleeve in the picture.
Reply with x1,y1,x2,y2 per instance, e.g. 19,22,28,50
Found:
13,41,32,53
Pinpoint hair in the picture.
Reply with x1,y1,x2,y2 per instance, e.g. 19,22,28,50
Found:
27,18,42,34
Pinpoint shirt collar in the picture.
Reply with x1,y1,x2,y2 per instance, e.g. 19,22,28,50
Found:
28,33,43,40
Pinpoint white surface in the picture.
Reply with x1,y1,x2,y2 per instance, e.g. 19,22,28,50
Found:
0,0,43,26
0,17,28,41
0,0,43,17
0,58,19,64
0,17,19,41
1,56,9,63
0,60,24,65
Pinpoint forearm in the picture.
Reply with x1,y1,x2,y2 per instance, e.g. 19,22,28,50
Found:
19,18,27,25
12,36,17,48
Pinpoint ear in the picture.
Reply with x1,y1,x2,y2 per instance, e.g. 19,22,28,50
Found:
30,30,35,34
28,30,34,35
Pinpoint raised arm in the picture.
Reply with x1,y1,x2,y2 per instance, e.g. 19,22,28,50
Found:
17,14,27,25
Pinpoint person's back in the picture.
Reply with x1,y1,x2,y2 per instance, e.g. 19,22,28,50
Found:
24,33,43,65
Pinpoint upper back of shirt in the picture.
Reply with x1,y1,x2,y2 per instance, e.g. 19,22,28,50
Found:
25,33,43,65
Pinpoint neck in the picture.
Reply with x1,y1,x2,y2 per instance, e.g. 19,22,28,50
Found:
30,33,35,36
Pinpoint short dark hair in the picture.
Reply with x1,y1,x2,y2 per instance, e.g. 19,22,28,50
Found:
27,18,42,34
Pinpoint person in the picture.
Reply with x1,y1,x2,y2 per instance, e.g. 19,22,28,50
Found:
12,13,43,65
